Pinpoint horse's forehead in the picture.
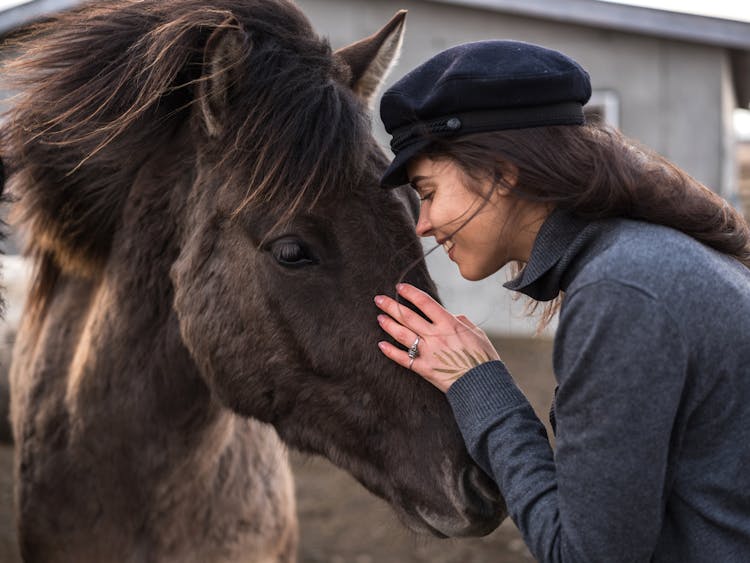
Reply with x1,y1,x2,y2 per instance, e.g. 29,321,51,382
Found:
391,185,419,223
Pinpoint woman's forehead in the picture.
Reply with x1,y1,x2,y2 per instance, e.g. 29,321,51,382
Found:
406,154,455,181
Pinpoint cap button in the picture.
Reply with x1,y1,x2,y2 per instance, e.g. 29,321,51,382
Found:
446,117,462,131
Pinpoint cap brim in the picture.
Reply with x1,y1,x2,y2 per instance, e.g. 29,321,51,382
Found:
379,139,431,188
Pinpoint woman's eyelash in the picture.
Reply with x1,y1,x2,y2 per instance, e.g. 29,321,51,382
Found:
419,192,433,202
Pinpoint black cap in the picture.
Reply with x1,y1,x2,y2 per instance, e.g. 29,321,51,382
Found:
379,40,591,187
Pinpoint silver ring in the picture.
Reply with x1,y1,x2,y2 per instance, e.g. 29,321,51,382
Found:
407,336,420,360
408,356,415,370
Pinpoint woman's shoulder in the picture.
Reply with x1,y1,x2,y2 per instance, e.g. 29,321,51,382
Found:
569,217,749,302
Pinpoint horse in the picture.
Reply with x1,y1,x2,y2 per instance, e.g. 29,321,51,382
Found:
0,1,504,561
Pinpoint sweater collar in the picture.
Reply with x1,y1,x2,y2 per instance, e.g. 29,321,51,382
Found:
503,208,594,301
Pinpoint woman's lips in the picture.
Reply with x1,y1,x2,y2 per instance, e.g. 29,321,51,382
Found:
441,238,456,260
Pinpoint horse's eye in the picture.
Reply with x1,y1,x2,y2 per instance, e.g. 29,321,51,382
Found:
269,238,318,268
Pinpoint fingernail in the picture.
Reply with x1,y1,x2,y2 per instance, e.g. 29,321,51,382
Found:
377,341,387,351
374,295,383,305
396,283,405,292
377,314,385,324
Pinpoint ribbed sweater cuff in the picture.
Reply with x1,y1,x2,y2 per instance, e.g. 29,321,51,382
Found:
447,360,529,423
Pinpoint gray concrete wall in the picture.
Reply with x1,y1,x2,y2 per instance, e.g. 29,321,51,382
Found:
299,0,729,190
0,0,736,337
297,0,734,336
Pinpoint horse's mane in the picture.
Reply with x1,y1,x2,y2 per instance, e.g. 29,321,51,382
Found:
1,0,371,281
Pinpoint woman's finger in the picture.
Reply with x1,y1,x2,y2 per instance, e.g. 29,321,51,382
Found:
396,283,454,324
377,340,414,370
374,294,432,335
377,314,420,349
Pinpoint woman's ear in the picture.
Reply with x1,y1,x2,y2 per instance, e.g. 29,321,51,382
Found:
495,162,519,194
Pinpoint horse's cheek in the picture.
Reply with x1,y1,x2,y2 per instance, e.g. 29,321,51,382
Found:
170,249,270,412
170,251,222,370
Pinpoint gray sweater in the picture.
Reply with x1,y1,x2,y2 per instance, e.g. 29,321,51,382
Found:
447,210,750,562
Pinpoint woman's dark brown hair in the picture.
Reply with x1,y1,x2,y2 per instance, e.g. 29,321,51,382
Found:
429,124,750,269
422,123,750,326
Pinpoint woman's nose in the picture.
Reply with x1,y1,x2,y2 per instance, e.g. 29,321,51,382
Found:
415,205,432,237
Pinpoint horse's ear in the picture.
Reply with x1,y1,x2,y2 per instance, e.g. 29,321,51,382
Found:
198,17,251,137
334,10,407,106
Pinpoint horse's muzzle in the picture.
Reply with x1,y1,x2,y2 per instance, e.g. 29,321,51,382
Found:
408,465,506,538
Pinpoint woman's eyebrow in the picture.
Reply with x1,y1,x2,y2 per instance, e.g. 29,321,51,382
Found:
409,175,434,190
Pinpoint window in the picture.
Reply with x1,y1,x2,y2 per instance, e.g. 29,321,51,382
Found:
584,90,620,128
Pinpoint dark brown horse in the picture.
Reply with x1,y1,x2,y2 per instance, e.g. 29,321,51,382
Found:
0,1,504,561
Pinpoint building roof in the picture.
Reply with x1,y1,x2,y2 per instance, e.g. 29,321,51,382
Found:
427,0,750,107
0,0,80,36
428,0,750,50
5,0,750,48
2,0,749,106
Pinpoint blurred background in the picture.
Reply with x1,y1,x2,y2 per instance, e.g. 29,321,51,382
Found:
0,0,748,561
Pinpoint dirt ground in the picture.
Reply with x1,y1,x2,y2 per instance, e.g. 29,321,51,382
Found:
0,337,556,563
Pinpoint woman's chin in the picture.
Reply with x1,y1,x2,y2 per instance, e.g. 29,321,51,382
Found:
457,265,482,281
457,263,495,282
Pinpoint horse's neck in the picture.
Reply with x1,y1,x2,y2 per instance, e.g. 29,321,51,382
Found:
12,216,296,563
14,146,227,483
21,250,222,453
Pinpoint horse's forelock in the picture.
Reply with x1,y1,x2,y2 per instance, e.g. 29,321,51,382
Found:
224,68,373,228
2,0,374,286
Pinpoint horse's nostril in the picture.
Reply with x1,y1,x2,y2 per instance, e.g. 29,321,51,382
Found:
410,466,505,537
462,465,502,509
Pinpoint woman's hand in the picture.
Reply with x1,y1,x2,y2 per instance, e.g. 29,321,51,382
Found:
375,283,500,393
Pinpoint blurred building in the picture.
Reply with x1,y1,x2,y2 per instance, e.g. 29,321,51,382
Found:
738,138,750,221
2,0,750,336
298,0,750,336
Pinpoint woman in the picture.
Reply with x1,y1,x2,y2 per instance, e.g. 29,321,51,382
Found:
374,40,750,562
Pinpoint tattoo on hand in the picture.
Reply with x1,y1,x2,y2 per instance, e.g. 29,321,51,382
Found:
433,348,492,381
